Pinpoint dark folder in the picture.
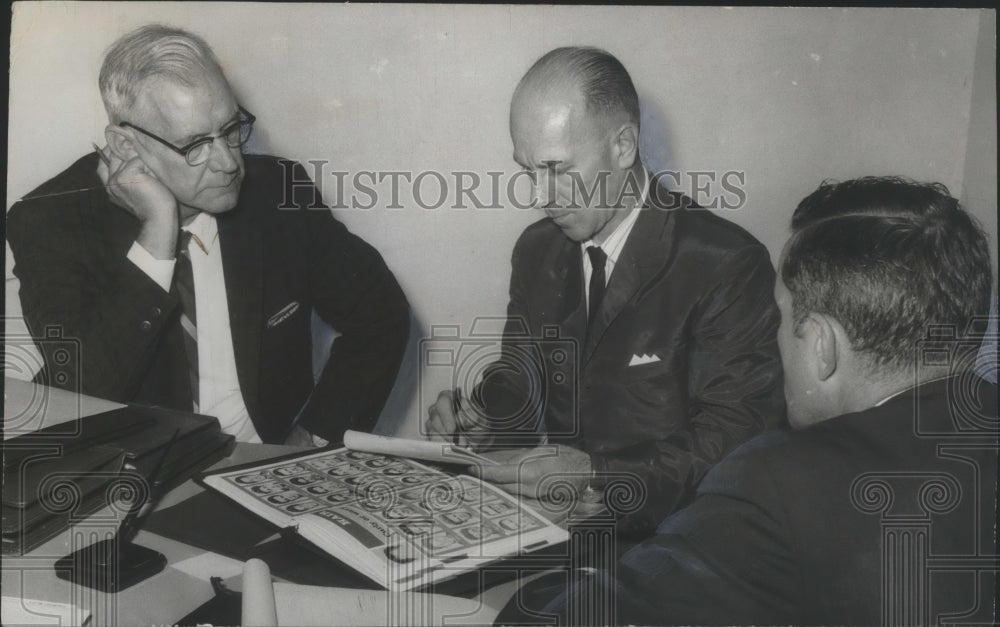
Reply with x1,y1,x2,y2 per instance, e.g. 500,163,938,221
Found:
1,403,235,555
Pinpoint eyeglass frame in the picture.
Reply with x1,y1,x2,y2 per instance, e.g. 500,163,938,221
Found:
119,105,256,166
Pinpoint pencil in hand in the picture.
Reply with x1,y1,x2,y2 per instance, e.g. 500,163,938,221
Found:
451,387,464,446
92,142,110,167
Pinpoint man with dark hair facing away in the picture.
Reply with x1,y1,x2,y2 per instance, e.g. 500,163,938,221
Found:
502,176,997,626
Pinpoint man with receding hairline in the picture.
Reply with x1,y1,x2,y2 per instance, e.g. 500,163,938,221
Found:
502,176,997,626
7,24,410,445
427,47,785,535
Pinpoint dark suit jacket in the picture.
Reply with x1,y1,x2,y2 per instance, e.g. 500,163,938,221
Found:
477,178,786,533
516,376,998,625
6,154,409,444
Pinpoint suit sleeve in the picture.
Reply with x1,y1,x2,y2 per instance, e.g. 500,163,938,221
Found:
6,191,179,402
472,232,548,446
520,450,801,626
591,244,787,533
288,164,410,442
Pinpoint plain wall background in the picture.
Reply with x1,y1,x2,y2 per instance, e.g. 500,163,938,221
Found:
6,4,996,435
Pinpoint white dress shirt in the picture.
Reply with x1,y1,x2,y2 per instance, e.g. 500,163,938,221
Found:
872,375,955,408
581,168,649,313
127,213,261,443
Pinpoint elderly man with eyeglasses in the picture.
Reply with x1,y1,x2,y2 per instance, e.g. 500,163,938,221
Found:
7,24,410,446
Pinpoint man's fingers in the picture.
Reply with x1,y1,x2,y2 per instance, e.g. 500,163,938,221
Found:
474,470,540,498
96,159,110,185
454,396,486,430
106,149,124,171
475,454,534,484
424,416,451,442
454,407,480,436
425,392,458,440
479,448,530,464
475,463,521,485
424,409,450,438
486,481,521,497
116,155,151,183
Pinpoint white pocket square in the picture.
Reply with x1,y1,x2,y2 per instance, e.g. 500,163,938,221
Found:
629,353,661,366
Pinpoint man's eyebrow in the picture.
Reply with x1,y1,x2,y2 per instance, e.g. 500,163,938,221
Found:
511,156,566,170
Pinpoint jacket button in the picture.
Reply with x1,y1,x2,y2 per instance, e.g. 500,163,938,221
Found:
140,320,152,331
152,306,162,318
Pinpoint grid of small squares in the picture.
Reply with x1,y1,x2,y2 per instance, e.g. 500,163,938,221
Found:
225,449,546,554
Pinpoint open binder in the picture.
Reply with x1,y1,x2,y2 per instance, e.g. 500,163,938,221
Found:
201,436,568,591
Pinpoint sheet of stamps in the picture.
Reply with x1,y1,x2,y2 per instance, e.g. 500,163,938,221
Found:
214,448,556,562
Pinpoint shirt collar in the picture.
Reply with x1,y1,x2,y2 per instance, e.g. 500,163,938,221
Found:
182,212,219,254
873,374,956,407
582,166,649,257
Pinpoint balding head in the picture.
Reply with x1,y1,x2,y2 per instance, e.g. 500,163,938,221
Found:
512,47,640,132
508,47,644,244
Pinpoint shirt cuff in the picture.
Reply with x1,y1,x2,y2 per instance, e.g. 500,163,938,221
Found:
127,241,176,292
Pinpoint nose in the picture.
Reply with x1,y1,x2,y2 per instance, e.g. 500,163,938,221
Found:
207,136,240,174
533,169,557,208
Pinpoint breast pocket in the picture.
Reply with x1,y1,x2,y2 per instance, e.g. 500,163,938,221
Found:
623,358,672,382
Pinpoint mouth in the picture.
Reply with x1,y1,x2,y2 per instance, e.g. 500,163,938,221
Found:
547,210,575,225
212,175,242,190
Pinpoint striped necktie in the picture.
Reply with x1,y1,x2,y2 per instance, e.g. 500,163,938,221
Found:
175,230,199,410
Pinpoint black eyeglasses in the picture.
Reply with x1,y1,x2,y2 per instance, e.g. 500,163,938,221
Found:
120,106,256,166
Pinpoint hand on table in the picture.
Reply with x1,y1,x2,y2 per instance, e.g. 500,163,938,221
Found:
283,425,327,448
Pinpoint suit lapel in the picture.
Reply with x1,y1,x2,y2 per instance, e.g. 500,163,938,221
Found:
583,182,676,364
584,247,641,362
217,205,263,413
538,234,587,347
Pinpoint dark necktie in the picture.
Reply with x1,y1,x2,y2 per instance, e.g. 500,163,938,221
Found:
175,230,199,409
586,245,607,322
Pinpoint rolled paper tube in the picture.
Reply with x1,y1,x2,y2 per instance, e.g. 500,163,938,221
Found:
242,558,278,627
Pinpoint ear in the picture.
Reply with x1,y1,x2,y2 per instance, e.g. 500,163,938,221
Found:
611,121,639,170
804,313,839,381
105,125,138,160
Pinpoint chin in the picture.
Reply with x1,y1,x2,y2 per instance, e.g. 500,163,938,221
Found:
196,189,242,214
554,223,590,242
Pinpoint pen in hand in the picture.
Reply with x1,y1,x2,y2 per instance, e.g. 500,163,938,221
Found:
93,142,110,167
452,387,464,447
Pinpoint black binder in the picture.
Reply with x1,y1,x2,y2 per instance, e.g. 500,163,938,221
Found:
1,404,235,555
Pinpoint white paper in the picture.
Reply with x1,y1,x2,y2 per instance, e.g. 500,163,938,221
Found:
343,430,497,466
1,596,91,627
272,582,492,626
171,551,246,582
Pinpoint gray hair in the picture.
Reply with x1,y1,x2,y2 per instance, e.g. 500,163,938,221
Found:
514,46,640,128
99,24,225,124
